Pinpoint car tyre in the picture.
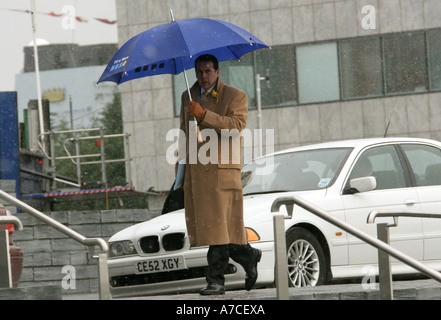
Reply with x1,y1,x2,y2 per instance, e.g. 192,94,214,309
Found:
285,227,329,287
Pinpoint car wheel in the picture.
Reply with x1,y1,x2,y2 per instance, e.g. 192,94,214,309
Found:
286,227,328,287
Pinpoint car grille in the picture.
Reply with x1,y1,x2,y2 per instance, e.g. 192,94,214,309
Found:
110,264,237,288
139,233,185,254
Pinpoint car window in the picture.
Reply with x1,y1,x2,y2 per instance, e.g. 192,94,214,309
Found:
348,145,407,190
401,144,441,186
242,148,352,195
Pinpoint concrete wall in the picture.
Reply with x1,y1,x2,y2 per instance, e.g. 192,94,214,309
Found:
115,0,441,194
13,208,160,295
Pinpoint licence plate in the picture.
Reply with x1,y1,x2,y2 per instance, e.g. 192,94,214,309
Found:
134,256,185,274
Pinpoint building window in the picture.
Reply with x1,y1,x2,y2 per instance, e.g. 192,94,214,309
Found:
427,29,441,91
339,37,383,99
218,53,255,108
255,46,297,107
383,31,428,95
296,42,340,104
173,27,441,117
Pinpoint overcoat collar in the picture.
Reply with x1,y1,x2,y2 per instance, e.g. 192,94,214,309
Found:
190,78,225,106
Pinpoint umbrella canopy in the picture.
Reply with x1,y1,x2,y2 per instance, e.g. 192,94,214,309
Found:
97,18,269,85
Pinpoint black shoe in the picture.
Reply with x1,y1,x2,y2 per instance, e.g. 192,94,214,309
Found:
244,248,262,291
199,283,225,295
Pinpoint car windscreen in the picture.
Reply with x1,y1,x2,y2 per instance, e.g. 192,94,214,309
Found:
242,147,352,195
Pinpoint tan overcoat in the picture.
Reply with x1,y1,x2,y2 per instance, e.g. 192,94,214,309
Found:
179,78,248,246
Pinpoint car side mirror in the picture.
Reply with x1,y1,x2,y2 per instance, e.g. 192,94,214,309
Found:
345,176,377,194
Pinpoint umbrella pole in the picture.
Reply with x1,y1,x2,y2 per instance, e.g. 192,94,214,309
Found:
182,67,192,101
182,61,202,143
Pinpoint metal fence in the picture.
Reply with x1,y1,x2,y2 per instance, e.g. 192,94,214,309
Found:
38,128,131,191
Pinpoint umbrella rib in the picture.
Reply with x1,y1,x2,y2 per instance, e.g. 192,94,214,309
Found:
172,21,192,72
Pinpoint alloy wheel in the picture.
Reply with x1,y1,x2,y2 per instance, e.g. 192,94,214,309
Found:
287,239,320,287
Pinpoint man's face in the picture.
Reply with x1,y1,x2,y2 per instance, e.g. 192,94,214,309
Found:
195,61,219,90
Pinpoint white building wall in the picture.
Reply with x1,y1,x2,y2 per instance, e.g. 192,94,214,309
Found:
116,0,441,193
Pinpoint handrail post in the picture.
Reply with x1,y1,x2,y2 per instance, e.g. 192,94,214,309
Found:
98,253,110,300
377,223,393,300
0,229,12,288
273,214,289,300
99,128,107,187
49,131,57,191
75,136,82,187
271,199,294,300
124,133,132,186
0,216,23,288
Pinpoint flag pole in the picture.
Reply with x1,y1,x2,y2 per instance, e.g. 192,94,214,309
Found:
30,0,46,151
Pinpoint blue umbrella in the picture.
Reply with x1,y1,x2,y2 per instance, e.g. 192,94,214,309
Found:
97,16,269,96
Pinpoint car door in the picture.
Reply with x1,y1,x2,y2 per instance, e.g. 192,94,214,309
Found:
342,144,423,265
400,143,441,261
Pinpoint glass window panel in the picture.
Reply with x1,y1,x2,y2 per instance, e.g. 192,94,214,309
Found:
383,32,428,95
349,145,407,190
255,46,297,107
401,144,441,187
427,29,441,91
220,54,255,108
339,37,383,99
296,42,340,104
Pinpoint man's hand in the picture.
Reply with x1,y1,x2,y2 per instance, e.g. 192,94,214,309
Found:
188,101,207,120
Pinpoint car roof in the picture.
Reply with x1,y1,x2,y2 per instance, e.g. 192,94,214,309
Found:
266,137,440,157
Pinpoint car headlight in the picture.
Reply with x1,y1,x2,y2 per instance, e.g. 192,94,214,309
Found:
109,240,136,257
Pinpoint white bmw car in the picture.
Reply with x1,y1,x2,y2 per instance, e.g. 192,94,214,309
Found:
107,137,441,298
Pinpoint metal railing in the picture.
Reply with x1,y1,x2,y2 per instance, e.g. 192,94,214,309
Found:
0,216,23,288
367,209,441,299
0,216,23,231
0,189,110,299
271,195,441,300
38,128,132,191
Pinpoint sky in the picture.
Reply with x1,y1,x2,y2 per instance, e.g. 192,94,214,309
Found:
0,0,118,91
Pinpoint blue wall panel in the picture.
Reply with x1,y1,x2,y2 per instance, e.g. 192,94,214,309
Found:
0,92,20,197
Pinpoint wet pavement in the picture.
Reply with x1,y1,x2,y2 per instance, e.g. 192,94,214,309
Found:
62,278,441,300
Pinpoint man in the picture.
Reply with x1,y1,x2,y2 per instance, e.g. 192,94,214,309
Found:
179,54,261,295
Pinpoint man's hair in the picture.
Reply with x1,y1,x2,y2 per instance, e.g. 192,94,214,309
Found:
195,54,219,70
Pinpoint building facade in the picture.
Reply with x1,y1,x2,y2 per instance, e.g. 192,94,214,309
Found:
116,0,441,193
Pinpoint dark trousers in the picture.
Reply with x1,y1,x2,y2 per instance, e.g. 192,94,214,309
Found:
206,243,253,286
